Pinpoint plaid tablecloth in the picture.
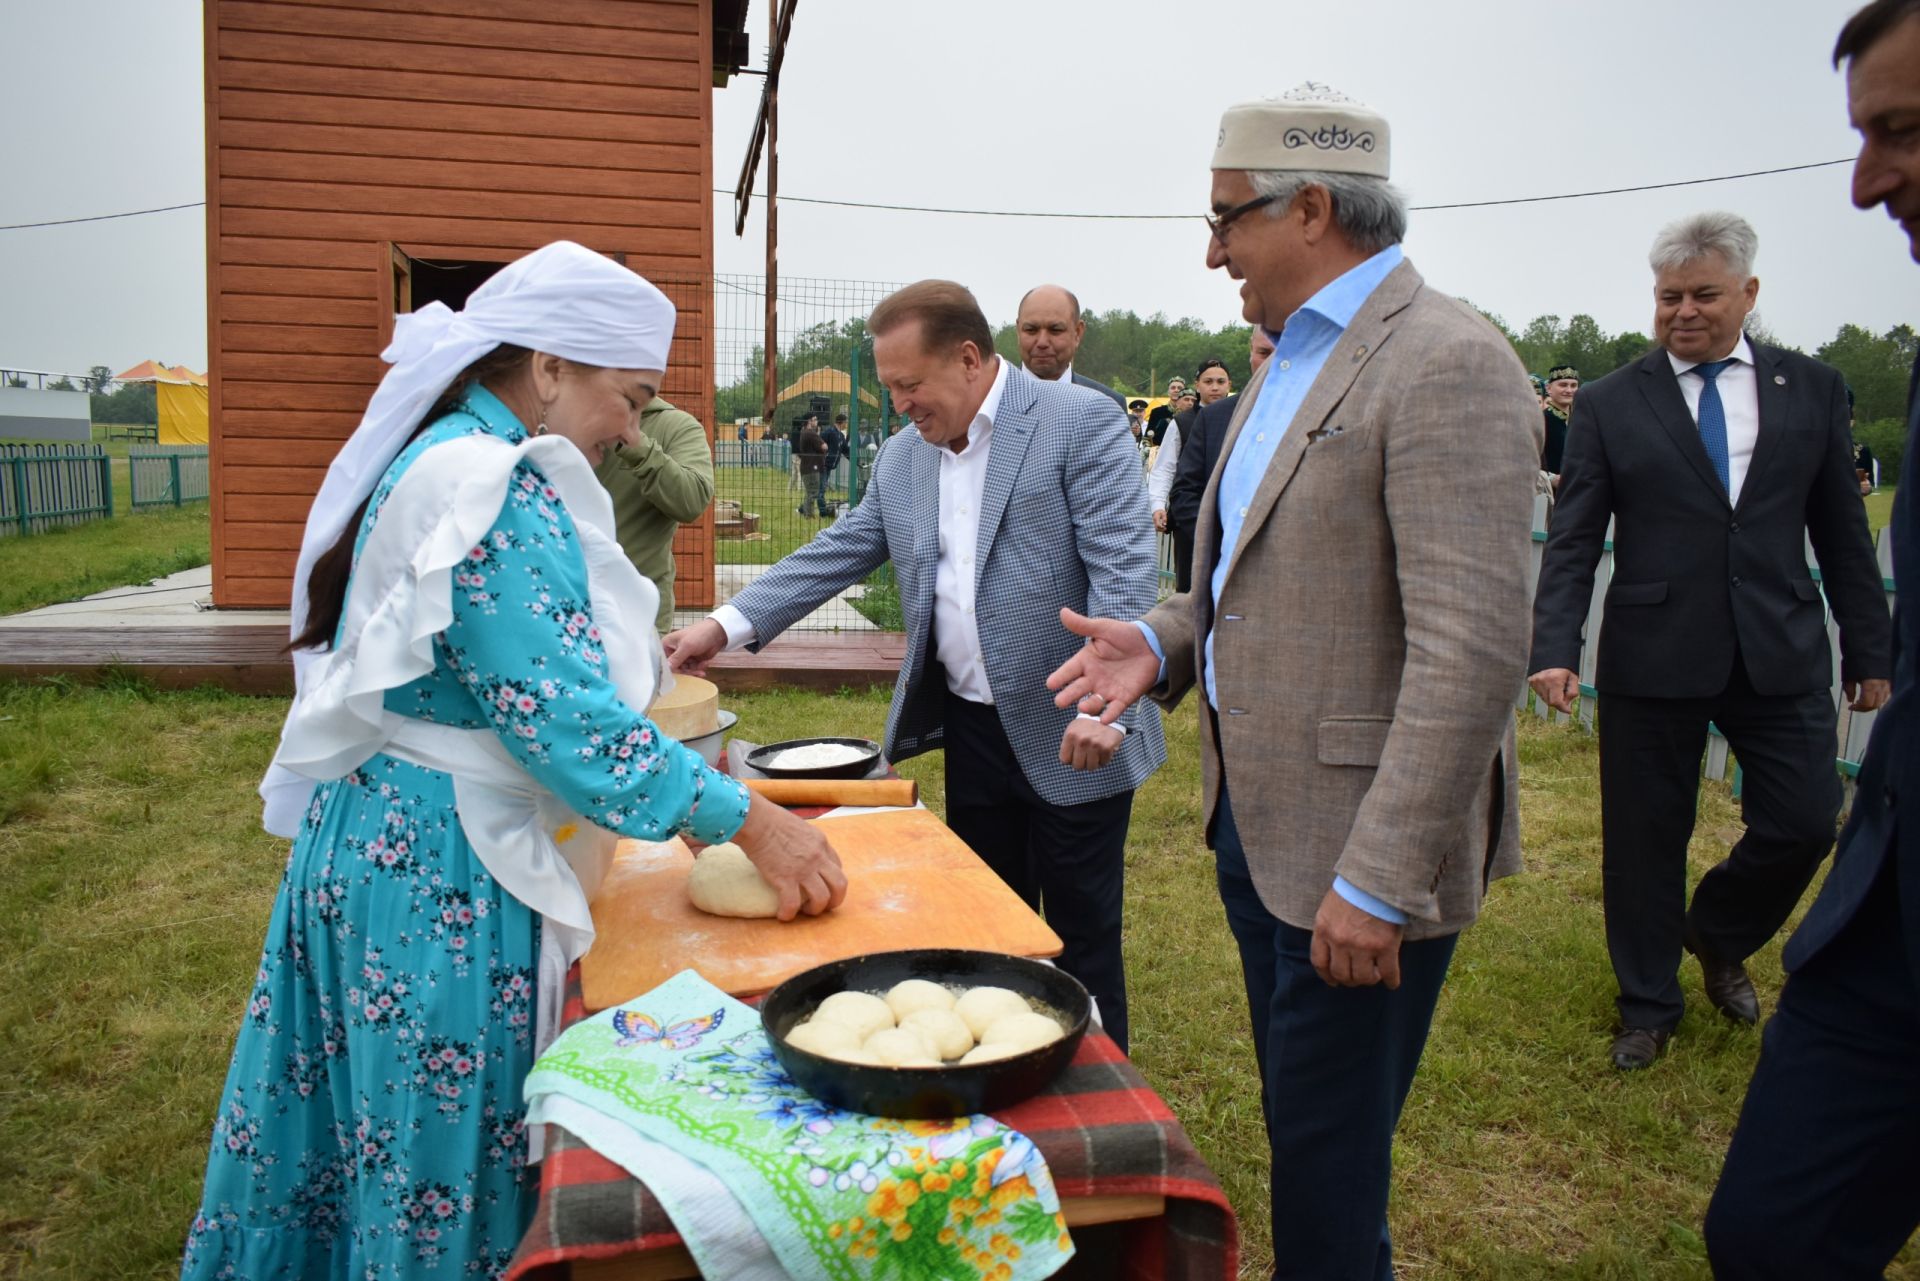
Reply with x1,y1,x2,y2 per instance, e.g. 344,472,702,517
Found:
507,965,1239,1280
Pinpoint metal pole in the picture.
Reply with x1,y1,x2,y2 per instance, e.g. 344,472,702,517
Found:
847,343,861,506
170,454,183,507
101,449,114,517
761,2,779,426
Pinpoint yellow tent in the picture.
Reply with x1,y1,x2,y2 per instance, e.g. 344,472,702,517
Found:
773,367,880,409
114,362,209,444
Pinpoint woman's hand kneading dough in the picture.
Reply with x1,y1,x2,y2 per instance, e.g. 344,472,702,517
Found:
729,791,847,920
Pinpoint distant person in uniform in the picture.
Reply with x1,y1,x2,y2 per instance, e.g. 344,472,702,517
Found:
794,416,829,518
1146,377,1186,445
1541,364,1578,478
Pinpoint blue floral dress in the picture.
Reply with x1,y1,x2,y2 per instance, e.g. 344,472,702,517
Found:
182,388,750,1279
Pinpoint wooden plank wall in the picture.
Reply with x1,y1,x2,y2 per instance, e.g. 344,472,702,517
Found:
206,0,718,609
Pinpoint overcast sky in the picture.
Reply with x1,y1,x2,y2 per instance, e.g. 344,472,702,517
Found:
1,0,1906,379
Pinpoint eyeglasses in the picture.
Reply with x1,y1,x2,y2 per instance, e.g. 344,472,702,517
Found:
1205,193,1279,243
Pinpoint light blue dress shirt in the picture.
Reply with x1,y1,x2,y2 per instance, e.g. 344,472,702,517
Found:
1137,244,1408,924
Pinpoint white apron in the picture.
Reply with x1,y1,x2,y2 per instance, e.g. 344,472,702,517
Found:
260,431,666,1070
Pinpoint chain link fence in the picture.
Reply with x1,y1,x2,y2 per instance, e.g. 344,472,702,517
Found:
649,273,907,633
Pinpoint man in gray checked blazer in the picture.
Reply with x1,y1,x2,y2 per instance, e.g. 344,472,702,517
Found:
665,280,1165,1050
1048,85,1539,1278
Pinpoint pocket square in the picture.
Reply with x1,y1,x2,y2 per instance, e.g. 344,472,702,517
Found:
1307,425,1345,444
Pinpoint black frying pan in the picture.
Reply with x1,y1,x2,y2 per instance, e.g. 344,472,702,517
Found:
760,949,1091,1119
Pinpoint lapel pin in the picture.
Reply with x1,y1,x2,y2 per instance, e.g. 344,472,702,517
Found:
1774,375,1786,385
1351,344,1369,362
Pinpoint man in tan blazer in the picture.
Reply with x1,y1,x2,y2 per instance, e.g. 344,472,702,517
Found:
1049,84,1540,1279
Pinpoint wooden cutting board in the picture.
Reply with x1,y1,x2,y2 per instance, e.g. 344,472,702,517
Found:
580,808,1063,1011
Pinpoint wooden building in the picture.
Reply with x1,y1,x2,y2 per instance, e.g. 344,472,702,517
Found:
203,0,751,607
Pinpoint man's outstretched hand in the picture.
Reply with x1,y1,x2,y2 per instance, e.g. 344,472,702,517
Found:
662,618,727,676
1046,608,1161,725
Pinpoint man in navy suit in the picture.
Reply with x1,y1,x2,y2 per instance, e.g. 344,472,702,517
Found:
665,280,1164,1051
1015,283,1126,411
1169,328,1275,577
1529,209,1891,1072
1705,2,1920,1273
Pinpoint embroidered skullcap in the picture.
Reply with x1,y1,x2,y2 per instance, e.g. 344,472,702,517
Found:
286,240,675,698
1212,82,1390,178
1546,365,1580,383
1529,374,1546,394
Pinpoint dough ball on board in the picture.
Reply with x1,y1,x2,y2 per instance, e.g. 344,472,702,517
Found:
864,1026,939,1066
885,978,956,1022
686,843,779,918
785,1018,859,1057
812,990,894,1041
954,986,1032,1040
980,1011,1065,1052
901,1008,973,1060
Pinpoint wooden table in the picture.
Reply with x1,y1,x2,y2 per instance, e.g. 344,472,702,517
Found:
508,804,1238,1281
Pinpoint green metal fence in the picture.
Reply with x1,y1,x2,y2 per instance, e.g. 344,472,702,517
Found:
129,445,210,509
671,272,909,632
0,442,114,535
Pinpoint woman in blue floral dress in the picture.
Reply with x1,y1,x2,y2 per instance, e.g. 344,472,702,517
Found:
181,244,846,1279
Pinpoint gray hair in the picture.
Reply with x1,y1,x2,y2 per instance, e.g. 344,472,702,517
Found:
1247,169,1408,254
1649,211,1758,278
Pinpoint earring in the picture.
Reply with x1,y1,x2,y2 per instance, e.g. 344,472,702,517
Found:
535,401,552,436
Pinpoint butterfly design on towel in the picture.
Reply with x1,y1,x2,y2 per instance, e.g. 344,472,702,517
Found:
612,1007,725,1050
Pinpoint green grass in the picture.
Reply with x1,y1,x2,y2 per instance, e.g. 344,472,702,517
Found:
0,426,209,616
0,503,209,616
1865,485,1895,535
713,463,856,565
0,681,1913,1279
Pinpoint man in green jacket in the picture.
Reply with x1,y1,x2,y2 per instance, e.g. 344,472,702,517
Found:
593,397,716,632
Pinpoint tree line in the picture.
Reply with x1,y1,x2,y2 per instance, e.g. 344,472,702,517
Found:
718,308,1913,476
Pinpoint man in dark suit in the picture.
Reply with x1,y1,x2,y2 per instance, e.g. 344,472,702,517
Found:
1530,210,1892,1071
1014,284,1125,410
1705,3,1920,1273
1169,330,1275,586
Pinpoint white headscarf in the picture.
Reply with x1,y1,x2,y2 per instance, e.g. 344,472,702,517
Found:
262,242,675,835
287,240,676,667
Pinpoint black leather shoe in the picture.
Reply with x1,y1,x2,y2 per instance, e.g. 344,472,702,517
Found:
1610,1026,1670,1070
1685,923,1760,1025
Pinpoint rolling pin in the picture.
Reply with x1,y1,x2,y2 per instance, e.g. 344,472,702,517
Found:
742,777,919,808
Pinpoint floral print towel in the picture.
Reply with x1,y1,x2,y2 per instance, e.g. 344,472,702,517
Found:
523,969,1074,1281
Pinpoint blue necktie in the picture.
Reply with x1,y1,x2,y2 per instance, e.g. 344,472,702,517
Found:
1693,358,1735,497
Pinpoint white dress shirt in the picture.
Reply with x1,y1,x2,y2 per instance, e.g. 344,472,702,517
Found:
707,356,1009,706
1667,335,1760,505
1147,420,1181,514
930,356,1009,703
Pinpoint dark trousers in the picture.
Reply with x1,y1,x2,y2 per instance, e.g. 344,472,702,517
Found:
1214,780,1458,1281
1704,863,1920,1277
1596,656,1840,1031
942,690,1135,1051
1172,521,1196,594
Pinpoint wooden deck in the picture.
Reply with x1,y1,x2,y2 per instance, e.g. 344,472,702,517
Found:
0,626,905,697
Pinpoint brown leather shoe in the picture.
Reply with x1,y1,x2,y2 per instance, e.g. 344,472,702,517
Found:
1685,923,1760,1025
1610,1026,1671,1070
